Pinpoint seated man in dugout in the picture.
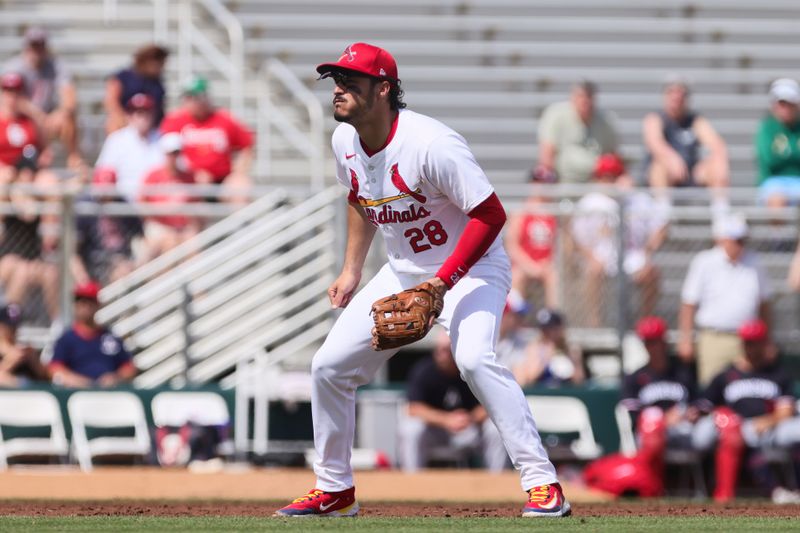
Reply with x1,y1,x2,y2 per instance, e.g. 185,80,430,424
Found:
48,282,137,388
399,331,508,472
642,76,729,207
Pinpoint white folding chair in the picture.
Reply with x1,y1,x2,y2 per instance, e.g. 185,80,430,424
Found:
526,395,603,460
0,390,68,469
67,391,150,472
614,402,638,457
151,391,233,456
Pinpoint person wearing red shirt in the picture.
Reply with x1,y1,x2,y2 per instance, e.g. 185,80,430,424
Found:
0,71,61,320
160,77,253,203
0,72,39,179
505,175,559,309
139,132,200,260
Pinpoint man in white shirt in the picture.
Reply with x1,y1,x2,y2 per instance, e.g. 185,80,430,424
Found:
94,93,163,202
678,213,772,384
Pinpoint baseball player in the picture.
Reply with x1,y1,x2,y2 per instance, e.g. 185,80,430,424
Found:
620,316,698,490
692,319,800,503
275,42,569,518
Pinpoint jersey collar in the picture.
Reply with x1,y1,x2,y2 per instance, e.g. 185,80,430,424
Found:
359,111,400,157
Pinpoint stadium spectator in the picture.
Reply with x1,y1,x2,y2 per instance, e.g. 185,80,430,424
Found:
534,80,621,184
620,316,698,489
679,213,772,385
495,291,533,368
49,281,136,388
3,27,81,168
789,240,800,292
74,167,143,285
642,76,729,192
0,71,60,320
139,132,200,260
95,93,164,202
692,319,800,504
104,44,168,134
505,177,559,309
505,309,584,388
0,303,47,386
570,167,669,327
754,78,800,209
160,77,253,204
399,331,506,472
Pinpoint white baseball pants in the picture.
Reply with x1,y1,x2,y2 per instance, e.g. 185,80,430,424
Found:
310,258,558,492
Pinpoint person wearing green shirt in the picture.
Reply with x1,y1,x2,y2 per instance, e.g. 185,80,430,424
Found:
755,78,800,208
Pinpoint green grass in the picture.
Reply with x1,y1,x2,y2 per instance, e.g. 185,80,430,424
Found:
0,516,798,532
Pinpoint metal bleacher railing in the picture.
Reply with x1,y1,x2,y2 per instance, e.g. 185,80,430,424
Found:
0,182,797,389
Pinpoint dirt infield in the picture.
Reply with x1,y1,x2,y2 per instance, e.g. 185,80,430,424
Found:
1,467,798,518
0,500,798,518
0,467,607,503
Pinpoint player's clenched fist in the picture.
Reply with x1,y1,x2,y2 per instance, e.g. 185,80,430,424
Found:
328,271,361,309
370,281,444,351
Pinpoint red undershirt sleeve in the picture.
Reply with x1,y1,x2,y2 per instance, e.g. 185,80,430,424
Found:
436,192,506,288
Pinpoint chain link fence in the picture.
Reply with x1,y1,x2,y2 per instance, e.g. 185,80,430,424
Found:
0,183,270,331
500,184,800,350
2,182,798,354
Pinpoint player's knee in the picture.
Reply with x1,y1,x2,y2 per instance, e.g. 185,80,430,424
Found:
454,350,493,378
310,355,338,384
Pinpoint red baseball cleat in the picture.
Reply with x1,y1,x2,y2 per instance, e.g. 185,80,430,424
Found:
522,482,572,517
274,487,359,517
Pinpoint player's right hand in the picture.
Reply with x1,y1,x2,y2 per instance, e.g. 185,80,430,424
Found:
328,270,361,309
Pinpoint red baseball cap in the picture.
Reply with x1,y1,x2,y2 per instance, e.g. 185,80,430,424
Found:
636,316,667,341
317,42,398,82
126,93,155,112
739,319,768,342
1,72,24,91
92,166,117,185
594,153,626,179
74,281,101,301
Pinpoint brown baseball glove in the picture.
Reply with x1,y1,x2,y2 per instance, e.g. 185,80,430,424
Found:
370,282,444,351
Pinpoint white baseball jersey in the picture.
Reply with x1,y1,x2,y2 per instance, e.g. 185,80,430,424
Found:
332,109,505,274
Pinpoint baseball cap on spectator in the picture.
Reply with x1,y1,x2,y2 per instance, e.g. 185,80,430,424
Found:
316,42,399,83
769,78,800,105
24,26,48,45
536,308,563,329
712,212,748,240
0,303,22,328
74,281,101,301
92,167,117,185
738,319,768,342
636,316,667,341
126,93,155,112
183,76,208,97
594,153,626,179
1,72,24,92
159,132,182,154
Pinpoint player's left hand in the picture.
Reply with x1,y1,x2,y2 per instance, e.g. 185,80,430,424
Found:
370,280,445,351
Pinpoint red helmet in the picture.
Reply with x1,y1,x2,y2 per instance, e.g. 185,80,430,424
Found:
738,319,768,342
